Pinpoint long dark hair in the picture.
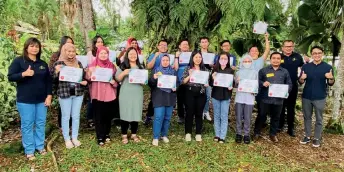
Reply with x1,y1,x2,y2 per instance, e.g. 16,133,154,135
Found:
119,47,144,70
188,50,206,70
213,52,231,71
92,35,105,57
23,37,42,60
57,36,74,57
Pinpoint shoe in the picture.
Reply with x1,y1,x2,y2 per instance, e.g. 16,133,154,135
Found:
300,136,311,144
219,139,225,144
161,137,169,143
312,139,321,148
235,134,243,143
195,134,202,142
65,140,74,149
105,135,111,143
243,135,250,144
287,130,296,137
269,135,278,143
144,116,152,126
98,139,105,146
213,136,220,142
72,139,81,147
185,134,191,142
178,117,185,124
152,139,159,146
253,134,261,141
277,128,282,133
203,112,212,121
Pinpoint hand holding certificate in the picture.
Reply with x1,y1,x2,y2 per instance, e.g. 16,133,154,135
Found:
91,68,113,82
237,79,259,93
158,75,177,89
59,66,83,83
190,70,209,85
268,84,289,98
179,52,192,64
76,55,88,68
202,52,215,65
253,21,268,35
213,73,233,88
129,69,148,84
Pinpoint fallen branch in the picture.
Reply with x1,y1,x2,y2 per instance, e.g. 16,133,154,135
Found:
47,132,59,172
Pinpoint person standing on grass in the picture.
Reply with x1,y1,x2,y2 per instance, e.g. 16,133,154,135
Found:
181,51,209,142
116,47,144,144
8,37,52,160
149,54,177,146
52,43,87,149
87,46,118,146
209,52,234,144
299,46,335,148
254,52,292,143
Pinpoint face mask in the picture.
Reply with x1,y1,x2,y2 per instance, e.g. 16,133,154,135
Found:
219,59,228,66
243,63,252,68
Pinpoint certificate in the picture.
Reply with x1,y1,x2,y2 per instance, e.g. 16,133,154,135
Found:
268,84,289,98
168,54,175,66
190,70,209,85
179,52,192,64
138,55,144,64
157,75,177,89
91,68,113,82
59,66,83,83
253,21,268,34
129,69,148,84
109,50,120,62
202,52,215,65
213,73,233,88
237,79,259,93
76,55,88,68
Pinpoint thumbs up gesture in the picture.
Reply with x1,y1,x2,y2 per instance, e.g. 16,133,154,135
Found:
300,71,307,80
22,65,34,77
325,69,334,79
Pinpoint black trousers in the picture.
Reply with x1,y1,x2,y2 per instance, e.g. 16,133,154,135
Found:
121,121,138,135
146,89,154,118
113,85,121,126
184,89,206,134
92,99,115,140
177,85,187,118
254,102,283,136
279,84,298,132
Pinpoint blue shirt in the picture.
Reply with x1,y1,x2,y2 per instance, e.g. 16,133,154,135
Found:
213,53,236,67
300,62,334,100
147,53,161,70
252,57,265,71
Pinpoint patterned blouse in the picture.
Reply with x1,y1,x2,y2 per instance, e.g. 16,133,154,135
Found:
181,66,209,94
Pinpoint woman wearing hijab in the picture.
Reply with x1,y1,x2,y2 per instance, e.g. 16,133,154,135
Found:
52,43,87,149
87,46,118,146
234,55,258,144
148,54,177,146
116,37,143,66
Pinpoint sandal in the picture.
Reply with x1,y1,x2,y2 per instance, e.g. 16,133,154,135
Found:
122,135,129,144
26,154,36,161
131,134,140,143
38,149,47,155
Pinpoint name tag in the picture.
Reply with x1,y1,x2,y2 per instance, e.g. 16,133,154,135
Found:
266,73,274,77
281,60,284,63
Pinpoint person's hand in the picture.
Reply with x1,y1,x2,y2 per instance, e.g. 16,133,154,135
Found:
264,33,269,40
228,87,233,90
303,55,310,62
172,88,176,92
300,72,307,80
154,52,160,58
153,73,159,79
263,81,270,87
54,65,63,74
236,76,240,83
44,95,52,107
22,65,34,77
212,72,217,79
231,66,237,70
110,79,116,85
204,84,209,87
123,69,130,75
176,51,181,58
188,69,194,76
80,81,88,86
325,69,334,79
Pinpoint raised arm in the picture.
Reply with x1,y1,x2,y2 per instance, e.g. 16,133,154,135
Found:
262,33,270,61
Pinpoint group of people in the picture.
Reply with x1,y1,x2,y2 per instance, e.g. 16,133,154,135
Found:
8,34,334,160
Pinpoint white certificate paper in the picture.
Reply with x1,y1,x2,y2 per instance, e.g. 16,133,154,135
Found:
129,69,148,84
190,70,209,85
179,52,192,64
157,75,177,89
109,50,120,62
202,52,215,65
268,84,289,98
253,21,268,34
91,68,113,82
168,54,175,66
59,66,83,83
237,79,259,93
213,73,233,88
138,55,144,64
76,55,88,68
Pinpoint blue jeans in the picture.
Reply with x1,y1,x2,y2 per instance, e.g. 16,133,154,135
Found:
17,102,47,155
153,106,173,139
212,98,230,140
203,86,212,113
59,95,84,141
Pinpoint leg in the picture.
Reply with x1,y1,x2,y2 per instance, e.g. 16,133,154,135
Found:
58,97,72,141
195,93,206,134
203,86,211,113
161,106,173,137
302,98,313,137
34,103,47,151
153,107,165,139
269,104,283,136
70,95,83,140
58,106,62,128
104,100,114,137
17,103,35,155
130,122,139,134
93,100,105,140
254,102,268,135
212,98,221,137
286,85,298,133
278,101,287,130
184,90,195,134
121,120,129,135
243,104,254,136
86,97,93,121
235,103,244,135
219,99,230,140
313,99,326,139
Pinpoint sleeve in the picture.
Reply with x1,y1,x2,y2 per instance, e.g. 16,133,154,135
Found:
148,75,158,87
213,55,219,65
115,66,123,81
7,58,24,82
147,54,155,63
285,70,293,93
181,66,190,82
258,69,265,88
232,55,237,66
209,70,214,87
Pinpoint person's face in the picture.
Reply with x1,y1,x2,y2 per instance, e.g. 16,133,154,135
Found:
157,41,168,53
221,42,231,52
128,49,138,62
270,54,282,67
249,47,259,59
311,48,323,63
282,41,294,55
131,41,138,48
99,50,108,61
66,38,73,44
66,47,76,60
200,39,209,49
161,56,170,67
219,54,228,65
27,44,40,56
193,53,202,65
179,41,189,52
96,38,104,47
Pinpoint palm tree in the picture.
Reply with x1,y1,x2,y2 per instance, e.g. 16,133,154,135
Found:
61,0,78,38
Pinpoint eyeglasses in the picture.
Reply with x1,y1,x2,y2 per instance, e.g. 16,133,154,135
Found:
242,61,252,63
312,52,323,55
283,46,294,48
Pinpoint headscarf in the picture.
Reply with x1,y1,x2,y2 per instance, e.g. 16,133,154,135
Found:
236,54,257,80
89,46,115,70
58,43,79,67
154,54,175,93
126,37,142,55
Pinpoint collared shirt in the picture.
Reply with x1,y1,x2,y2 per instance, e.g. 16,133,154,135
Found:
299,61,334,100
258,65,292,105
281,52,304,84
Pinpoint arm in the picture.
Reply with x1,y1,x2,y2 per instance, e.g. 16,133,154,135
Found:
182,67,191,84
298,67,306,85
146,54,158,70
115,68,129,82
258,69,265,88
148,75,158,87
45,63,53,96
262,33,270,60
209,71,215,87
173,57,179,71
8,58,25,82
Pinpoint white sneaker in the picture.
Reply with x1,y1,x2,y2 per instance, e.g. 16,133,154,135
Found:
65,140,74,149
203,112,212,121
161,137,169,143
72,139,81,147
195,134,202,142
185,134,192,142
152,139,159,146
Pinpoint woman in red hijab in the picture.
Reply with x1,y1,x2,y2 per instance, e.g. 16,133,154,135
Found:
116,37,142,66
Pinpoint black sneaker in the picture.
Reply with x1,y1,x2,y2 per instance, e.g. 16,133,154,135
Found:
312,139,321,148
235,134,242,143
243,135,250,144
144,116,152,126
300,137,311,144
287,130,296,137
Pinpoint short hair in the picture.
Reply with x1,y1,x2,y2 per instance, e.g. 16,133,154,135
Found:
248,45,259,52
270,52,282,59
178,38,189,46
23,37,42,59
283,40,294,45
311,46,324,53
220,40,231,46
158,39,168,45
199,37,209,42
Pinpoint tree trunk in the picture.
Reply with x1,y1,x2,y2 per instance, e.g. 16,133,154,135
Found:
76,0,96,52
